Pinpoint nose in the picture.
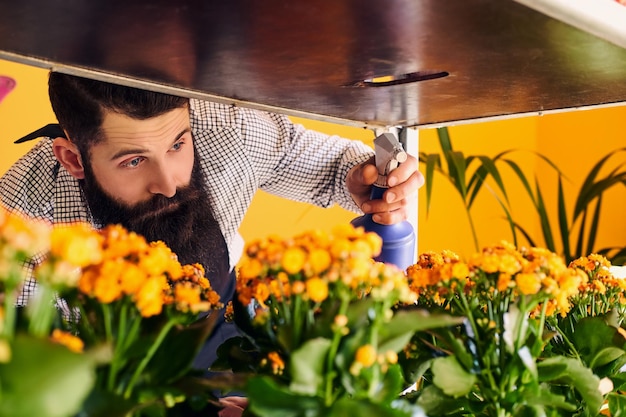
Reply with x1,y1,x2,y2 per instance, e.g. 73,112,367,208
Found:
148,165,178,198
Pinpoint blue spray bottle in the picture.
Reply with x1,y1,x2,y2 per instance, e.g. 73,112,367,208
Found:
351,132,416,271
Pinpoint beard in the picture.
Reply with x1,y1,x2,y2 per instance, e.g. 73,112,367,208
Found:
79,155,231,297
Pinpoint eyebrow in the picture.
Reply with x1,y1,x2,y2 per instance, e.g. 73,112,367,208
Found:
109,128,191,161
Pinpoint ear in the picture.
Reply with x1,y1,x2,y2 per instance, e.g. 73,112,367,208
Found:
52,137,85,179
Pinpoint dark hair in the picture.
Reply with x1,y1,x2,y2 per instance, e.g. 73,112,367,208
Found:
48,72,188,155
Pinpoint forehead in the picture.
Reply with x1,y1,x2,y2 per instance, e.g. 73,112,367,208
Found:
99,107,190,145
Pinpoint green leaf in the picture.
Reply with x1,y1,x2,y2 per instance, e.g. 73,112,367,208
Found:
146,311,220,382
79,388,138,417
245,376,324,417
537,356,603,414
327,396,423,417
534,178,555,251
289,338,331,396
608,391,626,417
378,309,464,354
556,177,571,261
574,148,626,219
584,193,602,259
431,356,476,397
414,384,468,415
571,317,626,369
423,153,440,216
0,334,97,417
369,364,405,404
514,389,576,414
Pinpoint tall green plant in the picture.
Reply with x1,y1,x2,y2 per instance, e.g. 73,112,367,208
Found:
420,127,626,264
507,146,626,264
420,127,530,251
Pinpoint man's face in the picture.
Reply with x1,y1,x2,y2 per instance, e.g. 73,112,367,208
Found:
78,107,231,295
88,107,195,208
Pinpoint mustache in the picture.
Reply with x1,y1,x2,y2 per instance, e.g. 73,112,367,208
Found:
126,184,204,224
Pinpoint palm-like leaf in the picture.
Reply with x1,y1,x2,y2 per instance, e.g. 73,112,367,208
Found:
420,128,626,264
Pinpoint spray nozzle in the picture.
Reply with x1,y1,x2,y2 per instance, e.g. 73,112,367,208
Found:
373,132,407,187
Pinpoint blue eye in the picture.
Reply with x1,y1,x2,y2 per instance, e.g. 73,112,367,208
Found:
172,141,184,151
124,157,142,168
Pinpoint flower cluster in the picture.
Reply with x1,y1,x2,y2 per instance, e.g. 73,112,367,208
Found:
0,210,224,417
567,254,626,318
402,242,626,417
217,224,438,417
41,223,222,319
237,224,415,308
406,240,587,318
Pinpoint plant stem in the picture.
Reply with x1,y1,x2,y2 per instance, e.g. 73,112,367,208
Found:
123,318,178,399
108,303,128,392
27,284,56,338
293,295,302,349
324,295,349,406
2,287,16,339
465,205,480,252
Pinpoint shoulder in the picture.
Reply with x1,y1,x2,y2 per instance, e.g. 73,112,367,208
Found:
0,139,70,220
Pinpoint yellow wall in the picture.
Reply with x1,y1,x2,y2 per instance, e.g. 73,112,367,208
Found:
1,58,624,260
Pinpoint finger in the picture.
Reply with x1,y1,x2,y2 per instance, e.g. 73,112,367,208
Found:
358,160,379,186
362,196,408,216
383,172,423,204
371,206,410,225
386,155,419,186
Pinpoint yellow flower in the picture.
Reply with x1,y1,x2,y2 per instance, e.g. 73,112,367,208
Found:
174,282,203,312
238,258,264,280
135,276,167,317
119,262,147,295
306,277,329,303
140,241,177,277
355,344,377,367
0,339,11,363
51,223,103,267
291,280,305,295
267,351,285,375
497,273,513,292
281,247,307,274
385,350,398,364
334,314,348,328
224,301,234,323
515,272,542,295
2,211,50,255
308,248,332,274
50,329,84,353
92,266,123,303
451,262,470,280
254,282,271,304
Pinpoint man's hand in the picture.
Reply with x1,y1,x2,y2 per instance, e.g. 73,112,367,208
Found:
346,154,424,225
218,396,248,417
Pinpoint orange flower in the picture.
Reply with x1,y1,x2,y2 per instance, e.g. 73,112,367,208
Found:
355,344,377,367
50,329,84,353
308,248,332,274
119,262,147,295
267,351,285,375
254,282,271,304
237,258,264,281
51,223,103,267
174,282,204,312
281,247,307,274
135,276,167,317
140,241,178,277
515,272,542,296
92,267,123,304
306,277,329,303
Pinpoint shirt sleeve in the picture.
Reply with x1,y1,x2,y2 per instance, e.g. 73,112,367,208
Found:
238,108,374,213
